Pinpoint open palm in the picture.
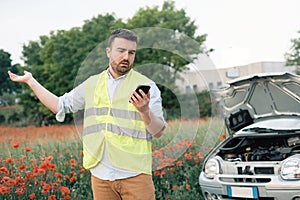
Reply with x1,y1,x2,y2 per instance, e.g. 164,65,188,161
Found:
8,71,32,83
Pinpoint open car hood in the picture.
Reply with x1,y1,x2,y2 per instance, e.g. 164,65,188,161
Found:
214,72,300,134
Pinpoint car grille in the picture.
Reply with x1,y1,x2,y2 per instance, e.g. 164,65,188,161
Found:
220,177,272,183
237,166,275,175
254,167,274,174
220,166,275,183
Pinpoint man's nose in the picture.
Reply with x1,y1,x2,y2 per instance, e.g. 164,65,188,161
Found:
122,51,129,59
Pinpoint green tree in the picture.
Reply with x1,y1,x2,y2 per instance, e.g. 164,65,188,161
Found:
285,30,300,74
0,49,20,95
19,1,212,126
127,1,210,72
19,36,50,125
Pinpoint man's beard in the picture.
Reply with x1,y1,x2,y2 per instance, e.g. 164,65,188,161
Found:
117,65,131,75
112,61,132,76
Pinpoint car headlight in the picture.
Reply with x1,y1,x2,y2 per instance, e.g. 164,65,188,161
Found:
204,158,220,179
280,157,300,180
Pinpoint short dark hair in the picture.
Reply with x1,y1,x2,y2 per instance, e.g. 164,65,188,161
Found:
108,29,138,47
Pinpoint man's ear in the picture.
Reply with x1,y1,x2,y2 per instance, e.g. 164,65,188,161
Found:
106,47,110,58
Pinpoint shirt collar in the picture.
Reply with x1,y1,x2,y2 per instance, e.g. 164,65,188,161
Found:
107,67,129,81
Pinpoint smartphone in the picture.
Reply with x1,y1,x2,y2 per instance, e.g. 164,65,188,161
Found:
135,85,151,97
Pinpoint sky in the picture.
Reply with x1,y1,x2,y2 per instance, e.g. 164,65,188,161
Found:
1,0,300,68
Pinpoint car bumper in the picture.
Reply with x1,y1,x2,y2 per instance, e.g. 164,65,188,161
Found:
199,172,300,200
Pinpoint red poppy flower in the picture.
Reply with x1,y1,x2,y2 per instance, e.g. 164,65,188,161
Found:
6,158,13,163
70,176,77,183
0,167,9,175
153,171,161,176
29,193,36,199
171,185,178,191
60,186,70,195
15,188,24,195
19,164,26,171
64,196,71,200
48,195,56,200
185,183,191,190
54,172,63,178
24,147,32,152
219,133,227,140
12,142,19,148
0,184,11,194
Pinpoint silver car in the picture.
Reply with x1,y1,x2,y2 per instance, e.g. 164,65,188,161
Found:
199,72,300,200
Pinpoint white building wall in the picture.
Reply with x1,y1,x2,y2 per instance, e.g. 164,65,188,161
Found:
176,57,298,94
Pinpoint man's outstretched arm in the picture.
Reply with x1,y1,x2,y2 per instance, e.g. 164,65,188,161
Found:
8,71,59,114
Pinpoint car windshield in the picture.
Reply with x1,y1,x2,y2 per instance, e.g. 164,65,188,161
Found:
242,127,300,133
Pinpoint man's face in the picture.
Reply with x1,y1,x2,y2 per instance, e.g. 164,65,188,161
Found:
106,37,137,78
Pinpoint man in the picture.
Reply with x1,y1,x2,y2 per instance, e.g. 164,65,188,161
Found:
8,28,165,200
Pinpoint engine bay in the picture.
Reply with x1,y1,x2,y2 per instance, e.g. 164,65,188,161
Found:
218,134,300,162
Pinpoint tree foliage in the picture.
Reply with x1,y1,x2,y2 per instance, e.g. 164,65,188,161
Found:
127,1,210,83
0,49,21,95
17,0,211,126
0,49,21,109
285,30,300,73
125,1,212,121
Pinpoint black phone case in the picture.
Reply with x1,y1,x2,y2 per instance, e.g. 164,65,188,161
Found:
135,85,150,97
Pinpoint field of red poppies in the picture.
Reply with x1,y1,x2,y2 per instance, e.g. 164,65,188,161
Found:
0,118,226,199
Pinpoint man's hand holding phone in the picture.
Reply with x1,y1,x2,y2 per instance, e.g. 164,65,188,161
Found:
130,85,151,112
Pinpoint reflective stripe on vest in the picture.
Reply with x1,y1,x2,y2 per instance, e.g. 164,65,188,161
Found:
83,123,152,141
82,69,152,174
83,107,151,140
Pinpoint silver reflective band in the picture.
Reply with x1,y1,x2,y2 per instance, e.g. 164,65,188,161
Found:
84,107,109,117
110,108,142,121
84,107,142,121
83,123,152,141
82,123,106,135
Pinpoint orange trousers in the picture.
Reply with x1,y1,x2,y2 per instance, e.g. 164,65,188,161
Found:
91,173,156,200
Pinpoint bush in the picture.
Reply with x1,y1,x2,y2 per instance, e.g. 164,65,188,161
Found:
0,105,27,127
163,90,212,120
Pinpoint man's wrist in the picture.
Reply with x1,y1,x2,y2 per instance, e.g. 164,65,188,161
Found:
140,108,150,118
26,77,36,87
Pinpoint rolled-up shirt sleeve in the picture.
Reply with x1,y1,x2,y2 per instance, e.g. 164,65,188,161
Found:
56,81,86,122
148,81,166,128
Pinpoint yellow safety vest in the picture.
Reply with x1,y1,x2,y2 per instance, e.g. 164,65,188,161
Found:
82,69,152,175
